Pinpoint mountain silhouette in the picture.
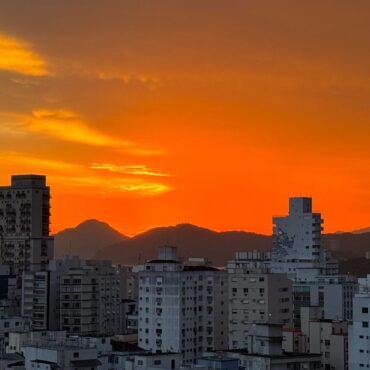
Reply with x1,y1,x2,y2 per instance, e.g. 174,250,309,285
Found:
54,221,370,267
54,219,129,259
94,223,271,265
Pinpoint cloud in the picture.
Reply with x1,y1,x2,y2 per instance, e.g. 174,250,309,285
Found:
52,174,171,196
27,108,131,147
125,147,168,157
0,152,79,171
0,33,49,76
89,163,170,177
110,182,171,195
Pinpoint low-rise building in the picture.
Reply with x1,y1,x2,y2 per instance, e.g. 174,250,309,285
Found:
206,324,321,370
22,337,101,370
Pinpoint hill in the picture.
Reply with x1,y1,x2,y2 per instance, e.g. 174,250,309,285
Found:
54,219,129,259
55,220,370,267
94,223,271,265
323,232,370,260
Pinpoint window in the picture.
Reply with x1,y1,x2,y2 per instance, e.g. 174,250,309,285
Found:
154,360,162,365
362,307,369,314
362,322,369,328
73,352,79,358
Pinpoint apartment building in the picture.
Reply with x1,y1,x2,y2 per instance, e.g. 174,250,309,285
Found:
21,271,49,330
0,175,54,276
60,259,125,336
271,197,338,281
349,275,370,370
293,275,357,327
285,306,349,370
228,252,292,349
22,336,101,369
138,246,228,364
207,324,321,370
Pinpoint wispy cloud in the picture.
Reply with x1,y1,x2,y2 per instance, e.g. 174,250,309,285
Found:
52,174,171,196
27,108,131,147
89,163,171,177
0,33,49,76
0,151,80,170
110,182,171,195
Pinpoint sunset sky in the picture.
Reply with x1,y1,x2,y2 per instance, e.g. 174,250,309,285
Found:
0,0,369,235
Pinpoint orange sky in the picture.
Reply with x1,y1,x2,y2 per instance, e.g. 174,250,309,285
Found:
0,0,369,235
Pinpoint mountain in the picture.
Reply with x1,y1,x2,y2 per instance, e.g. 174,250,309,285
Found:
54,219,129,259
352,227,370,234
323,232,370,260
338,258,370,277
95,223,271,265
55,219,370,267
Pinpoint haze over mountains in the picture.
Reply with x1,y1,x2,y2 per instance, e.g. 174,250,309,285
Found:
54,220,370,268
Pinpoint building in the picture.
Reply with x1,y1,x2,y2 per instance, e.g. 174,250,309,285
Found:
21,271,49,330
284,306,349,370
197,355,239,370
125,352,182,370
22,336,101,370
227,252,292,349
349,275,370,370
0,175,53,276
292,275,357,327
121,299,138,334
0,265,18,317
60,259,125,336
271,197,338,281
138,246,228,364
206,324,321,370
7,330,67,354
0,315,31,355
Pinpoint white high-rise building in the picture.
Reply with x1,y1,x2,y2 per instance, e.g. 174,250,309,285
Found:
0,175,54,275
227,252,292,349
349,275,370,370
138,247,228,364
271,197,337,281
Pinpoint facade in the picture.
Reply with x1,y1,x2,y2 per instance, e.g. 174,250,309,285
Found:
271,197,337,281
21,271,49,330
125,353,182,370
207,324,321,370
292,275,357,327
197,356,239,370
22,337,100,370
349,275,370,370
60,259,125,336
301,307,348,370
228,253,292,349
138,247,228,364
0,316,31,355
0,175,53,276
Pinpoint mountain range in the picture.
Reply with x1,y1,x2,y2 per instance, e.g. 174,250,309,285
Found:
54,220,370,268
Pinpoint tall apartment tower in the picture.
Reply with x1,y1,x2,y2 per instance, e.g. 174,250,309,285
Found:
0,175,53,275
349,275,370,370
59,259,125,336
138,247,228,364
228,252,292,349
271,197,337,281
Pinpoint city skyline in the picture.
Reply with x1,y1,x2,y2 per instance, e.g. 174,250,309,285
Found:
0,1,369,235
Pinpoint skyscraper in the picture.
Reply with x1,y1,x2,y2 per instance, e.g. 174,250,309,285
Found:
0,175,54,275
138,247,228,364
271,197,337,281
